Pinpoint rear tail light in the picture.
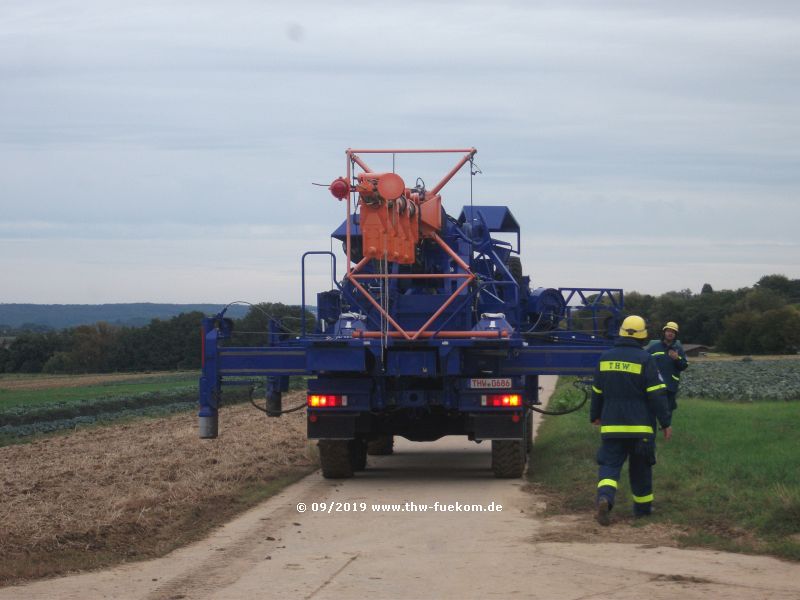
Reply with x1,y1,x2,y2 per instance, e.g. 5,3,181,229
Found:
481,394,521,407
307,394,348,407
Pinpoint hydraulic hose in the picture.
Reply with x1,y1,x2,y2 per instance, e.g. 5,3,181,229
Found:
525,378,592,416
248,386,307,415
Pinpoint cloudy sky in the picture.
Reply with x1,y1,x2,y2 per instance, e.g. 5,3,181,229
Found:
1,1,798,305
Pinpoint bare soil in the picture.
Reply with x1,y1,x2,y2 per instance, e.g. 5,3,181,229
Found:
525,482,689,547
0,391,315,584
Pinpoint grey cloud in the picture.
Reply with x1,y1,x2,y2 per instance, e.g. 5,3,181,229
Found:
1,1,798,301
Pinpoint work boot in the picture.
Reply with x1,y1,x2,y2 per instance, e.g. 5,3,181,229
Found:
595,497,611,526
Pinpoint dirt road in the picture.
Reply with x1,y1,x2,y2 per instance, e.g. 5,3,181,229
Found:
3,377,798,599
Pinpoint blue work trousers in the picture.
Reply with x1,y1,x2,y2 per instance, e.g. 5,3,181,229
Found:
596,437,655,515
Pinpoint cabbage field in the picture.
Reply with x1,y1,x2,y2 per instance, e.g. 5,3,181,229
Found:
680,358,800,402
0,388,201,438
0,373,205,441
0,372,301,442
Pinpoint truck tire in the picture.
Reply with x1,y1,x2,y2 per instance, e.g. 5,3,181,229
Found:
349,438,367,471
318,440,354,479
367,435,394,455
491,439,526,478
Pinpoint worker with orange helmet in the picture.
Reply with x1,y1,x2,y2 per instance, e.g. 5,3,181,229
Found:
591,315,672,525
646,321,688,415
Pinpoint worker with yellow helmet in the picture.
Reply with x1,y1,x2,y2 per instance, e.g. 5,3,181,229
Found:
646,321,689,415
591,315,672,525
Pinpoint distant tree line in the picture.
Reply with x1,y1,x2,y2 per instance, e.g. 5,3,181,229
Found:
0,303,248,330
0,303,312,374
1,275,798,374
625,274,800,354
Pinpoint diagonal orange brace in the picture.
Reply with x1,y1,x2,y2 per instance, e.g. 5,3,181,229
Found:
347,150,373,175
348,255,371,275
340,148,479,342
432,232,472,272
345,231,476,341
346,275,412,340
430,149,476,196
410,275,474,340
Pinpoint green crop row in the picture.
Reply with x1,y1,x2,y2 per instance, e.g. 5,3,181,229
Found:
0,387,198,427
0,386,254,442
680,359,800,402
0,373,311,444
0,373,199,409
0,401,198,440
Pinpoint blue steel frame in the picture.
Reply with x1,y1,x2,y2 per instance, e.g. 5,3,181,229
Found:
198,212,624,428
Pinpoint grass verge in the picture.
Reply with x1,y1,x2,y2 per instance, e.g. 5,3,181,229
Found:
529,377,800,561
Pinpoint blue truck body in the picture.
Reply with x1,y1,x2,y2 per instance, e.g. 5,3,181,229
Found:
198,149,623,477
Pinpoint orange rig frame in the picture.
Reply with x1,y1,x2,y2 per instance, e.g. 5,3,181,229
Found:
328,148,486,341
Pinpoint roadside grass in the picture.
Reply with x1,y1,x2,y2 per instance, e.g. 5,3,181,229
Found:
530,377,800,561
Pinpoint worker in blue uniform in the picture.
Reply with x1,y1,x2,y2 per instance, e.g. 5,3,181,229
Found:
646,321,689,415
590,315,672,526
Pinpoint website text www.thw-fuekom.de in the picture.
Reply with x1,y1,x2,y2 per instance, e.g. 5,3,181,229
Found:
296,501,503,514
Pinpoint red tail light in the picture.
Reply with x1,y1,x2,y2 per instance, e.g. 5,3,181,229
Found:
307,394,348,407
482,394,521,407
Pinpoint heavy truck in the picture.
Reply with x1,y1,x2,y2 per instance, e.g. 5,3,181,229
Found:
198,148,623,478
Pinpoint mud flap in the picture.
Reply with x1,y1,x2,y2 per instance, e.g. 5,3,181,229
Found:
471,413,524,440
308,414,357,439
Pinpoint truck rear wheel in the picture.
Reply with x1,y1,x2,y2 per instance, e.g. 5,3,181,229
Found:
491,439,526,478
367,434,394,455
318,440,354,479
349,439,367,471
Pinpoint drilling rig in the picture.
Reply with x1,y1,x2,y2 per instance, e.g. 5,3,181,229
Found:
199,148,623,478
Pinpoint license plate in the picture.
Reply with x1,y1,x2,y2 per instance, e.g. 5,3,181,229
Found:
469,378,512,389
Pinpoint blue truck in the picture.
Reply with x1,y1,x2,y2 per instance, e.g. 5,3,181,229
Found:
198,148,623,478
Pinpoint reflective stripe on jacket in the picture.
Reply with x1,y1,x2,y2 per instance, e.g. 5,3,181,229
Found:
646,339,689,393
590,337,671,439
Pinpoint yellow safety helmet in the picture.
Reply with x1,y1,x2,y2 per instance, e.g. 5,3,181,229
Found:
619,315,648,340
662,321,679,333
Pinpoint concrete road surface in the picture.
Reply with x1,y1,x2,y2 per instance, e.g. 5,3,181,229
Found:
3,377,799,599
